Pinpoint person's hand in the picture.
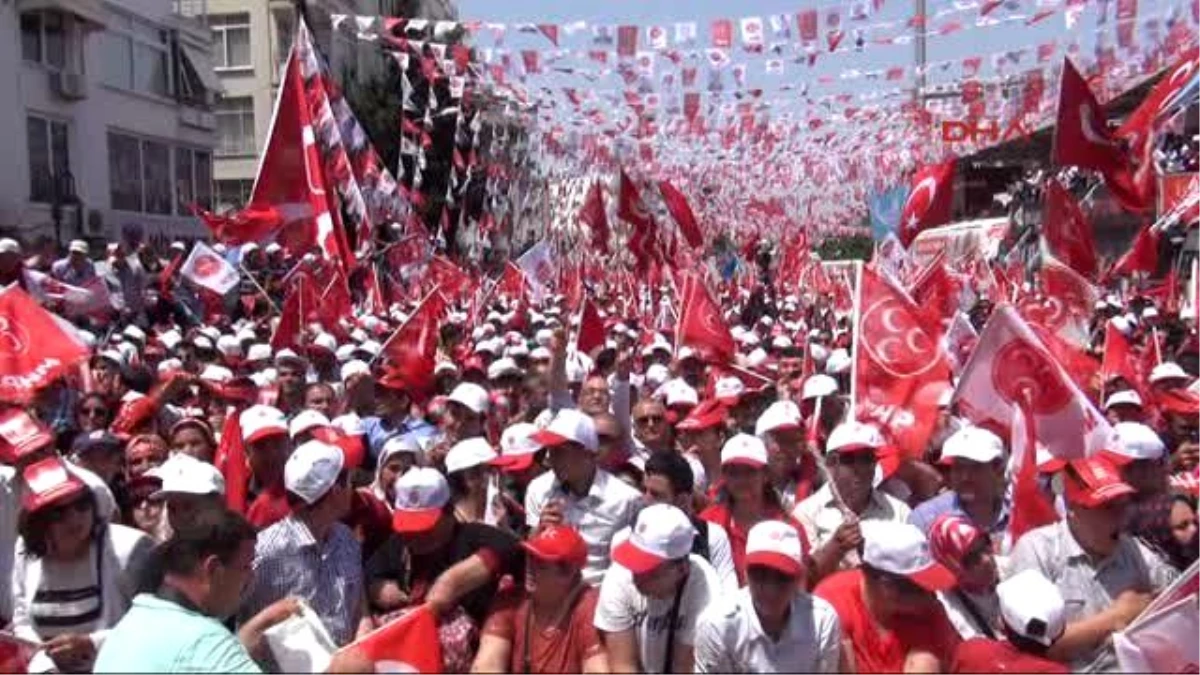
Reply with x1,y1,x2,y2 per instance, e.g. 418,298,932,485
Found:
372,581,409,611
551,328,567,358
252,596,303,629
538,498,566,529
832,517,863,554
326,646,374,674
44,634,96,672
1108,589,1153,631
1172,441,1199,472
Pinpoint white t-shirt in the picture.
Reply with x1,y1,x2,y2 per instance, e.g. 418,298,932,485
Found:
594,554,721,674
694,586,842,673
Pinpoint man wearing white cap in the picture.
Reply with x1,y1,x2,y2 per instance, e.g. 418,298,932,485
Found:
815,521,961,673
240,440,361,646
595,504,721,674
1102,389,1144,424
52,240,96,285
525,409,642,585
756,400,815,511
910,426,1010,546
694,520,841,673
147,453,227,541
795,421,911,581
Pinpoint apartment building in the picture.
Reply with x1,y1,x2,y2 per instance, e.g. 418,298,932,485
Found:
0,0,223,243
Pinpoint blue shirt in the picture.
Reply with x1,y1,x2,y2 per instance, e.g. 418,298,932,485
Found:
94,594,261,673
909,491,1010,541
362,415,437,464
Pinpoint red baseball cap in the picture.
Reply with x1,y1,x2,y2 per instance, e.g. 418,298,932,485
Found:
21,457,87,514
676,399,726,432
0,409,54,462
522,525,588,568
1064,457,1136,508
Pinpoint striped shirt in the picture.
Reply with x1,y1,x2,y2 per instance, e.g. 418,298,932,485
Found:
240,516,363,646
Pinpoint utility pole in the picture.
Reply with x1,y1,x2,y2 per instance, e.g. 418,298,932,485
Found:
914,0,926,105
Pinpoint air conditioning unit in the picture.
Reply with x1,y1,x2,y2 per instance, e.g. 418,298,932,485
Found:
50,71,88,100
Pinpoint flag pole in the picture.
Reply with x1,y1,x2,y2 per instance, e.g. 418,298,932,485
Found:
847,260,864,422
372,286,441,367
237,262,281,314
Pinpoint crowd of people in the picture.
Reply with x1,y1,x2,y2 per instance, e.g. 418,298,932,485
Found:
0,231,1195,674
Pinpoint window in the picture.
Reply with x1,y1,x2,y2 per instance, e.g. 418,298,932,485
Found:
27,116,70,203
211,14,251,70
101,16,172,97
108,132,142,211
272,7,295,75
214,97,255,156
143,140,171,214
214,179,254,213
111,132,212,214
20,11,67,69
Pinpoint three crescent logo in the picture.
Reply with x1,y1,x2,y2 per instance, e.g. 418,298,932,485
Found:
991,340,1071,414
860,297,940,378
0,317,29,355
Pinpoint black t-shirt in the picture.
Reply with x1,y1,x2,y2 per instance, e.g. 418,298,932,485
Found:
365,521,525,624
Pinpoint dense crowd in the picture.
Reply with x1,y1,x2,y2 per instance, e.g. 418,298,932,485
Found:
0,233,1195,674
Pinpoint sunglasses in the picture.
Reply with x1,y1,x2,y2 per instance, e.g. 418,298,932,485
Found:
80,407,107,418
635,415,665,425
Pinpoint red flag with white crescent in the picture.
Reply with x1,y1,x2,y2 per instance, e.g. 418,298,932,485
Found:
336,604,442,673
1041,181,1098,280
898,159,955,246
854,265,952,458
676,273,736,363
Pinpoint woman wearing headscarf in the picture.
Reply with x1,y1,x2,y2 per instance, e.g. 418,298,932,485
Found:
167,418,216,464
11,457,153,673
348,435,422,558
929,514,1002,640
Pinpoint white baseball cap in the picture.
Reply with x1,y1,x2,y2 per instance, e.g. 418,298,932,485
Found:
246,343,272,363
530,346,552,361
721,433,769,468
447,382,490,415
284,440,344,505
493,422,541,472
335,344,357,363
611,503,697,574
123,325,147,344
289,410,331,439
240,405,288,444
714,376,745,403
149,454,225,498
662,380,699,408
826,421,884,454
1108,422,1166,463
755,400,803,437
215,335,241,357
435,361,459,376
274,348,306,366
68,239,88,254
487,357,523,381
861,520,956,591
939,425,1005,465
530,409,598,452
0,239,20,254
996,570,1066,647
825,348,852,375
645,364,671,388
745,520,808,577
1149,362,1190,385
379,435,422,463
310,333,337,355
199,364,233,384
340,360,370,382
1103,389,1143,410
390,467,451,534
444,437,498,474
801,374,839,400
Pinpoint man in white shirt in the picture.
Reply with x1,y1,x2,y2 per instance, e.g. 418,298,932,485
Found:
794,421,911,582
595,504,721,674
525,409,642,585
694,520,842,673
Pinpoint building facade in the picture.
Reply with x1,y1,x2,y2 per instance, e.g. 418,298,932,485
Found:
200,0,457,215
0,0,223,244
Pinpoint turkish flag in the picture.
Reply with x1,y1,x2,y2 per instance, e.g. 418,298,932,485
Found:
578,181,610,253
676,273,736,363
1117,48,1198,209
1107,223,1160,279
1052,58,1137,188
576,297,605,355
336,605,442,673
1041,181,1098,279
196,205,284,245
619,171,662,271
898,159,955,246
854,266,952,458
658,181,704,248
270,276,320,351
908,255,964,327
496,261,526,300
427,255,473,299
214,411,249,514
954,305,1117,460
1102,321,1142,387
0,287,89,404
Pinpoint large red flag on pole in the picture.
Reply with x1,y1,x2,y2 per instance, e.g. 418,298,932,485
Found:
675,273,736,363
658,180,705,248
